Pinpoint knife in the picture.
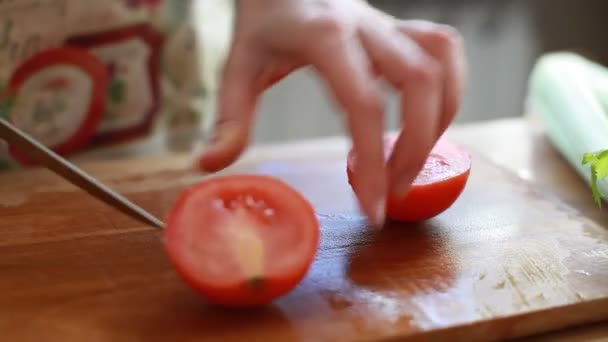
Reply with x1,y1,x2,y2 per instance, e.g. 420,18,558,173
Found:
0,118,165,229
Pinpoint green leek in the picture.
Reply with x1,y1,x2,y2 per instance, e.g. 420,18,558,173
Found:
526,52,608,206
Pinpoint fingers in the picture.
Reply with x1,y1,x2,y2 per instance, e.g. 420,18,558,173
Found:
312,37,387,226
398,20,467,137
196,46,261,172
359,23,442,195
256,63,298,91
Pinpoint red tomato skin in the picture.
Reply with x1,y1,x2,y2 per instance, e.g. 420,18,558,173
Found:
173,266,312,308
385,169,470,222
8,47,108,165
347,137,471,222
163,175,320,307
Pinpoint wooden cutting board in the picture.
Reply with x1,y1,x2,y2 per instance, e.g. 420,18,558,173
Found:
1,130,607,342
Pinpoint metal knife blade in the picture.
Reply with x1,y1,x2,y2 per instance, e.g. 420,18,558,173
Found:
0,118,164,229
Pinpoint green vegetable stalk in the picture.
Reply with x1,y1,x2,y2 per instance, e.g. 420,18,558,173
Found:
527,52,608,207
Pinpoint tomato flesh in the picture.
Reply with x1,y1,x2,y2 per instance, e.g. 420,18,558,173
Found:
164,175,319,307
347,135,472,222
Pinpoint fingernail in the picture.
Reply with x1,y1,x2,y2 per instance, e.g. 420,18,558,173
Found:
372,200,386,227
203,133,220,151
190,138,207,160
192,139,208,156
391,165,417,197
395,182,412,198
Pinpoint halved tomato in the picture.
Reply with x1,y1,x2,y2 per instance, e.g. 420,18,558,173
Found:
164,175,320,307
347,135,472,222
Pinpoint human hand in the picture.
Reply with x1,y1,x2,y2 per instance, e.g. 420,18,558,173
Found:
197,0,467,226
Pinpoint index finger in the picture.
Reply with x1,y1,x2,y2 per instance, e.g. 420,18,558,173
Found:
312,38,387,226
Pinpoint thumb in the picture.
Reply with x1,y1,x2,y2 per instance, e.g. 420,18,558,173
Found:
196,49,260,172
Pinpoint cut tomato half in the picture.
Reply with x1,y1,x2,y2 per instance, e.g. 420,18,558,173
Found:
7,47,108,165
164,175,320,307
347,135,472,222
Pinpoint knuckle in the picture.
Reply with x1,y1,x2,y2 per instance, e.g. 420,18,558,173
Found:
408,61,441,87
354,90,383,117
427,25,463,51
307,13,345,36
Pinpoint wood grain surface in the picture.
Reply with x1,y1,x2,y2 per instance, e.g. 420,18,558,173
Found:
1,119,607,341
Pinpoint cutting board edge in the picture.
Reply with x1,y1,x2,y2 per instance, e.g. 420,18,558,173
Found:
379,296,608,342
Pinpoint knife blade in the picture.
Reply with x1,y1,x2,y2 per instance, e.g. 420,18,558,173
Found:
0,118,164,229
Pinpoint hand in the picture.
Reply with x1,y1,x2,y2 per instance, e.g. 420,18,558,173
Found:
196,0,467,226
